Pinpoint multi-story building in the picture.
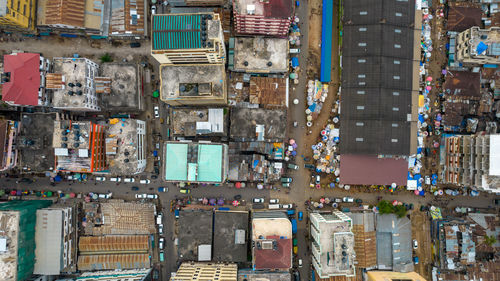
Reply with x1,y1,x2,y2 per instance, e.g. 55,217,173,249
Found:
309,210,355,279
171,262,237,281
169,0,225,6
441,134,500,193
0,119,19,171
109,0,147,39
0,200,53,281
232,0,293,37
106,118,146,175
100,63,144,112
75,269,152,281
0,0,36,30
50,57,102,111
456,26,500,66
366,271,427,281
164,141,228,183
151,13,225,64
251,211,292,271
1,52,51,106
34,205,77,275
53,120,107,173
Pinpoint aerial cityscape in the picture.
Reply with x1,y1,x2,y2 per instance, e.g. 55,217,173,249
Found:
0,0,499,280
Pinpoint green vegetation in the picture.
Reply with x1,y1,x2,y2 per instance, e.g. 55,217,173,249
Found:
377,200,407,218
100,53,113,63
484,235,497,246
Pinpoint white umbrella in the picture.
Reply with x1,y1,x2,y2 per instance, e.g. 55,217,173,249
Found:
293,99,299,104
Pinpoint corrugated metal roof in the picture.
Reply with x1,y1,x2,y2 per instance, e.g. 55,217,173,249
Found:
34,209,64,275
320,0,332,82
152,14,204,50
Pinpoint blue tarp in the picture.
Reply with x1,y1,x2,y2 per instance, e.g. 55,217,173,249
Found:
60,33,78,38
320,0,333,82
291,57,299,67
476,41,488,55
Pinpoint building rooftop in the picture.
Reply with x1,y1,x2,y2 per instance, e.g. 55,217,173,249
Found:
152,13,221,50
16,113,55,173
82,201,156,235
106,118,146,175
78,254,150,271
0,210,20,281
447,6,482,32
230,107,287,142
109,0,146,37
340,155,409,186
160,64,226,103
53,120,95,172
164,142,227,183
252,212,292,270
343,0,416,26
1,53,41,106
238,270,291,281
376,214,413,272
100,63,142,111
76,269,152,280
51,58,100,111
79,235,149,253
171,108,227,137
346,212,377,269
37,0,85,28
467,27,500,58
249,77,288,107
231,37,288,73
213,211,249,262
233,0,293,18
178,210,213,261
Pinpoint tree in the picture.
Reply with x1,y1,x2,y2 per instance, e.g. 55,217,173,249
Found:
100,53,112,63
394,205,407,218
484,235,497,246
377,200,394,214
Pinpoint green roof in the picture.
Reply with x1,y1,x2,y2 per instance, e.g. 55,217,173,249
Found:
164,142,224,182
165,143,188,181
152,14,204,50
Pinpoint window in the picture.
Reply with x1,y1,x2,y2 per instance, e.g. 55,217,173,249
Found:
394,60,400,64
356,106,365,110
392,123,399,127
358,81,366,85
358,42,367,47
391,139,398,143
23,4,26,15
356,122,364,126
357,90,365,95
358,74,366,78
359,27,367,31
395,29,402,33
393,91,400,96
359,11,367,15
356,138,364,142
395,12,402,17
17,1,20,11
358,59,366,63
393,76,400,80
394,44,401,48
392,107,399,111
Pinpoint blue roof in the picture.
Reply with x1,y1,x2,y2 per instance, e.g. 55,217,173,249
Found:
320,0,333,82
152,14,205,50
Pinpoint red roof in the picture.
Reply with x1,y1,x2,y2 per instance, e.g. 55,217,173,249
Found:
254,235,292,270
340,155,408,186
2,53,41,106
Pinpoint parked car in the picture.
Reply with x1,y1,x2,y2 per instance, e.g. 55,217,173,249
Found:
355,198,363,204
290,48,301,53
291,219,297,234
269,198,279,204
98,192,112,199
95,176,106,181
253,198,265,203
155,143,160,149
124,178,135,183
174,209,180,219
154,106,160,118
298,211,303,221
293,270,300,281
159,251,165,262
110,177,121,182
334,197,342,203
147,194,158,199
281,177,293,183
140,179,151,184
158,224,164,235
130,42,141,48
159,237,164,249
151,4,156,14
180,188,190,194
413,239,418,249
413,256,419,264
131,186,139,191
293,245,298,254
304,163,315,170
287,163,299,170
135,194,147,199
282,183,290,188
282,204,293,209
298,258,303,268
156,213,163,224
342,197,354,203
315,174,321,184
158,186,168,192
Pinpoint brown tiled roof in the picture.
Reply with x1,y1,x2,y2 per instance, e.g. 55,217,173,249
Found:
45,0,85,27
447,6,482,32
444,71,481,98
77,253,150,271
352,225,377,268
254,236,291,270
249,77,287,108
79,235,149,253
340,155,408,186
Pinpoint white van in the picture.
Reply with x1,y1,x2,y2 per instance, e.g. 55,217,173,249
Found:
290,48,300,54
268,204,281,209
110,177,121,182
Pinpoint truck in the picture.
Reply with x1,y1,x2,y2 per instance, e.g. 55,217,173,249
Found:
291,219,297,234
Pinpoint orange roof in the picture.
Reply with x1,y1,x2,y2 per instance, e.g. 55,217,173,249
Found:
45,0,85,27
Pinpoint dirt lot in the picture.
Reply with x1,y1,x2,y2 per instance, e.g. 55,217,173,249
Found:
411,210,432,280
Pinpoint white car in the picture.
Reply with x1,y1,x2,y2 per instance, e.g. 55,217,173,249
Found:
151,5,156,15
147,194,158,199
413,239,418,249
110,177,121,182
253,198,265,203
269,199,280,204
154,106,160,118
158,224,164,235
140,179,151,184
98,193,112,199
95,176,106,181
342,197,354,203
135,194,147,199
281,204,293,209
156,214,163,225
124,178,135,183
298,258,303,268
159,237,164,249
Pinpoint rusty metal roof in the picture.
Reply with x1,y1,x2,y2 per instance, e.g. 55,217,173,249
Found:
45,0,85,27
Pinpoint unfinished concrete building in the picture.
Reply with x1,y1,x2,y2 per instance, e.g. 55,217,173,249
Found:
456,26,500,66
151,13,225,64
171,108,227,138
106,118,146,175
229,37,289,73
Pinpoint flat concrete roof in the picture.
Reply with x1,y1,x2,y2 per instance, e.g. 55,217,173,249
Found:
213,211,249,262
106,119,145,175
171,108,227,137
232,37,288,73
238,270,291,281
178,210,213,261
100,64,141,111
230,107,287,142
